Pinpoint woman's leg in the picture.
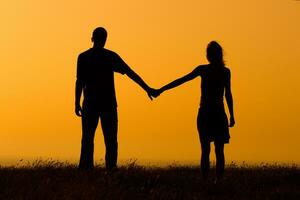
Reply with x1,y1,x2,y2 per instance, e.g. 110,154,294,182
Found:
214,141,225,179
200,140,211,179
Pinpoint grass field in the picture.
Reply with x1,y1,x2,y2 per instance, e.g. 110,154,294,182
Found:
0,160,299,200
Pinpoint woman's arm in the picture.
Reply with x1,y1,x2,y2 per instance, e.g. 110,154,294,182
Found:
225,69,235,127
159,67,201,94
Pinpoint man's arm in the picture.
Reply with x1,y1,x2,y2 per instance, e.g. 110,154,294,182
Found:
225,69,235,127
75,55,83,116
159,67,200,94
75,80,83,116
125,68,155,100
112,52,156,99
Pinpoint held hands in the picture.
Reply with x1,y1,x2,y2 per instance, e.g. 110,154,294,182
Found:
146,87,163,100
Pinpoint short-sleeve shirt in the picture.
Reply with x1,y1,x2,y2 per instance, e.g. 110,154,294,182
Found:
77,48,131,108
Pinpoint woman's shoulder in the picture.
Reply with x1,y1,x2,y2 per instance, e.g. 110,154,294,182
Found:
222,66,231,80
194,64,209,71
223,66,231,74
199,64,210,68
192,64,209,75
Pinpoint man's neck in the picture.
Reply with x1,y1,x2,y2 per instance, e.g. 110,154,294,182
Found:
93,44,105,49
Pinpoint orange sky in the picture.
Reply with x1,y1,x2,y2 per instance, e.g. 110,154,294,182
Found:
1,0,300,165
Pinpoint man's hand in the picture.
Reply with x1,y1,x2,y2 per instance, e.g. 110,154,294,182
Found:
146,88,154,100
75,104,82,117
229,116,235,127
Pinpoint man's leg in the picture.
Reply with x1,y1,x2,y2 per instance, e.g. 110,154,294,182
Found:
200,140,211,179
79,103,99,169
214,141,225,180
100,107,118,170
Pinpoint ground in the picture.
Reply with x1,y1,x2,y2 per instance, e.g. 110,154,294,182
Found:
0,160,299,200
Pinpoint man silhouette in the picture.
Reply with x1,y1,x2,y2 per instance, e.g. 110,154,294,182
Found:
75,27,154,170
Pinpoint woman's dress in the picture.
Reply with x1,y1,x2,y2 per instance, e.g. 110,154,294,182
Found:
197,65,230,144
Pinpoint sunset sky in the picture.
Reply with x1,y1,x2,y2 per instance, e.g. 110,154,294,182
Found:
1,0,300,165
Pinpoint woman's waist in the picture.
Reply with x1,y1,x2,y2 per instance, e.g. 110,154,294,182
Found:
200,98,224,107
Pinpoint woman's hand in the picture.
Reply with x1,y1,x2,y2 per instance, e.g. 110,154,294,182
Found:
154,88,164,98
229,116,235,127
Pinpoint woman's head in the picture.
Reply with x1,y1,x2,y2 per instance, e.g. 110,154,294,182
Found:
206,41,224,66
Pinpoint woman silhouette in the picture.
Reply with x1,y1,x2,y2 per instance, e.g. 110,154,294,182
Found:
156,41,235,180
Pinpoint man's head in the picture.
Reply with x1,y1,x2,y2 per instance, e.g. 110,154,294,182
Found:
92,27,107,48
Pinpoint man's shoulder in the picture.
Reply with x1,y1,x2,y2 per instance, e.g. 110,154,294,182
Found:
78,48,93,58
102,48,120,58
79,48,118,57
102,48,115,54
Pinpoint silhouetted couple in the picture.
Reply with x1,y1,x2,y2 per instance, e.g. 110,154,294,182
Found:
75,27,235,180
